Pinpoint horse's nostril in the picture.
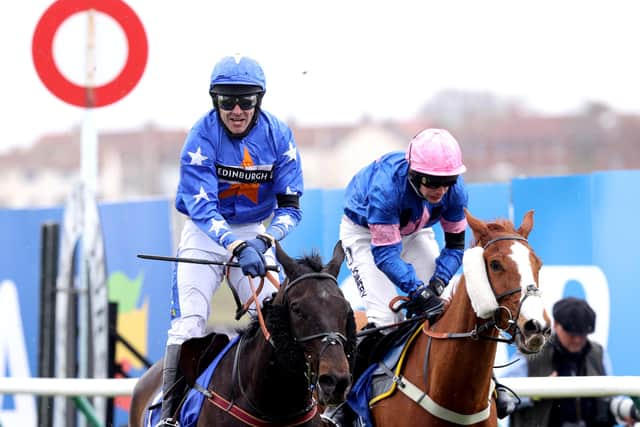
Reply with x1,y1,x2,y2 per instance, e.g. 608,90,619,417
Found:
318,373,351,397
318,374,336,390
523,319,541,334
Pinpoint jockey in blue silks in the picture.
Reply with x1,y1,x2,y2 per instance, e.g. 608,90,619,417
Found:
155,55,303,427
323,129,469,427
341,128,469,328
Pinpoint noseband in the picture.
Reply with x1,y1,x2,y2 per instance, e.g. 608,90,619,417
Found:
285,272,349,347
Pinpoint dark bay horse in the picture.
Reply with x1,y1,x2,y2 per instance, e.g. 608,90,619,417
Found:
369,208,551,426
130,241,357,427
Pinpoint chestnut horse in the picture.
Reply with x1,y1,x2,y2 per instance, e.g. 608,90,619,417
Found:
129,242,357,427
368,209,551,426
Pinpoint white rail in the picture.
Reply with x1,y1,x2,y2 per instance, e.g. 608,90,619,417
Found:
499,376,640,398
0,377,138,396
0,376,639,398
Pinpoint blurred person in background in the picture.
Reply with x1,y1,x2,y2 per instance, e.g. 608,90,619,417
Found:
155,54,303,427
502,297,639,427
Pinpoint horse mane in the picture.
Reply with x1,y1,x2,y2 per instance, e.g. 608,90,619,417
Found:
487,219,516,233
291,250,325,274
240,251,333,373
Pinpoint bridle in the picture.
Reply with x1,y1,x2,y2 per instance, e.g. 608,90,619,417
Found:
423,234,540,344
284,272,349,346
480,235,541,343
281,272,350,389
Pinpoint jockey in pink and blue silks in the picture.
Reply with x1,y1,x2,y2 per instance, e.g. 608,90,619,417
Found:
340,128,468,328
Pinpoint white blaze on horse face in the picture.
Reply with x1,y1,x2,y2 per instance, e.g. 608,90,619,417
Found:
509,242,546,324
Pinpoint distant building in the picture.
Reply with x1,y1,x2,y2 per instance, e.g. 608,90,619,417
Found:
1,106,639,208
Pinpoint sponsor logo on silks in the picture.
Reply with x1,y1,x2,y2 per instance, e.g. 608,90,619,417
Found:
217,148,274,204
216,165,274,184
353,268,367,298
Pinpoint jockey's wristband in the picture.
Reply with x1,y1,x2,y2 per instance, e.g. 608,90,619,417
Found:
229,240,248,257
256,233,275,248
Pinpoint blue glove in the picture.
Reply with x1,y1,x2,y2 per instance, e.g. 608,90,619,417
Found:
233,242,266,277
246,234,271,254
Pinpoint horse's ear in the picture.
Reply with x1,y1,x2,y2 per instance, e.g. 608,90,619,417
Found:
517,210,534,239
323,240,345,278
275,241,297,277
464,208,490,245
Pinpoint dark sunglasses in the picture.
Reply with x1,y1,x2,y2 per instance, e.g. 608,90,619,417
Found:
216,94,259,111
409,171,458,189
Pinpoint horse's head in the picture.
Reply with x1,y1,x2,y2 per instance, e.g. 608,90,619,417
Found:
268,241,356,406
463,208,550,354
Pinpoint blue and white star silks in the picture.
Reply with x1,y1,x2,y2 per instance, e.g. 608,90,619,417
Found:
284,141,297,162
193,186,209,203
175,109,304,249
188,147,208,165
209,218,227,234
273,214,295,229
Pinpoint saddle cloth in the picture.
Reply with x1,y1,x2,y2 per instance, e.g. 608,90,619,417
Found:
347,323,423,427
144,335,239,427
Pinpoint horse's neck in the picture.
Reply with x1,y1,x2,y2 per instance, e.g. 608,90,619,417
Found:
427,277,497,388
237,333,313,412
439,279,481,335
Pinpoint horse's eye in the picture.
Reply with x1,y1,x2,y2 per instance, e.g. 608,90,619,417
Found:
489,260,503,272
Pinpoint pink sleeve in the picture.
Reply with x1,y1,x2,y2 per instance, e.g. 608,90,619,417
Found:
440,217,467,233
370,224,402,246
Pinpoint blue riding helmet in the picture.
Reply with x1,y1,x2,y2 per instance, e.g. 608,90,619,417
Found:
209,55,266,95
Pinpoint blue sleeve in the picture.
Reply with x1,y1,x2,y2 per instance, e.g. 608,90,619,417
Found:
175,126,239,249
267,206,301,241
371,243,422,294
433,180,468,283
266,123,303,241
433,248,464,284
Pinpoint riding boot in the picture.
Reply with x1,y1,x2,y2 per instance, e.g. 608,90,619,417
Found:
353,323,384,381
321,402,356,427
156,344,184,427
493,376,519,419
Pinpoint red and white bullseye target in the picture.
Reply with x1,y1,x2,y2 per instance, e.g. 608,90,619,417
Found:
32,0,148,107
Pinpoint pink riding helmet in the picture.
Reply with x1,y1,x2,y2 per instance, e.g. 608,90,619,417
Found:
406,128,467,176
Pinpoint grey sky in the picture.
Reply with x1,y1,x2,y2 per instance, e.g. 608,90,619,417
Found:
2,0,639,153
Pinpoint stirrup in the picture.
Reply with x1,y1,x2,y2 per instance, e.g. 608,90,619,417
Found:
155,418,180,427
320,413,340,427
495,383,520,419
321,403,353,427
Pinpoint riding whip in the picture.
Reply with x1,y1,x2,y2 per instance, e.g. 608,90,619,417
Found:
137,253,281,272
